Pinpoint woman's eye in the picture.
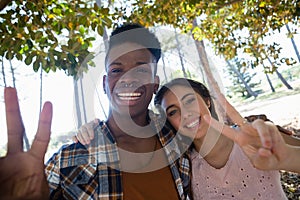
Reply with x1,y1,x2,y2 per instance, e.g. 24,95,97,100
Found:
185,97,196,105
167,109,178,117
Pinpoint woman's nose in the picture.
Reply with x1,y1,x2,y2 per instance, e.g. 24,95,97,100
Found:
182,109,192,119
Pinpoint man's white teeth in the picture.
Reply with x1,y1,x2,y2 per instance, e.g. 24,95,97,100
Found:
186,119,199,128
118,93,141,97
118,93,141,100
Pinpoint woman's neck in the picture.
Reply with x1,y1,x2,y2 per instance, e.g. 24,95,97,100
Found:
193,130,234,169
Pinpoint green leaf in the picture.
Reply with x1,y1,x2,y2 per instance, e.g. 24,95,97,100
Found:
79,26,85,35
97,25,104,35
26,39,34,49
25,54,34,65
68,53,77,64
33,60,40,72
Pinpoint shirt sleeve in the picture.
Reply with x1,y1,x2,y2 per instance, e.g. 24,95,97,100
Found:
45,149,63,199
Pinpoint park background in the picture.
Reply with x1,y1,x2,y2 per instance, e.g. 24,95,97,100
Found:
0,1,300,199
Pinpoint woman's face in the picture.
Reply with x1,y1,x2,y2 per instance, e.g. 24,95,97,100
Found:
160,85,211,139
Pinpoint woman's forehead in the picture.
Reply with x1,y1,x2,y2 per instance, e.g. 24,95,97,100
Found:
166,85,194,97
161,85,195,106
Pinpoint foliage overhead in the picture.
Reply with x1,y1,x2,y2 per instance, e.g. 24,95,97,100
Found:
1,0,300,78
124,0,300,71
0,0,112,78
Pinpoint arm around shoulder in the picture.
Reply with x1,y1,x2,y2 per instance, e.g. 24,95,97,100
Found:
281,145,300,174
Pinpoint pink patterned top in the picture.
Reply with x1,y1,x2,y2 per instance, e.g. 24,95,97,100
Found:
191,143,287,200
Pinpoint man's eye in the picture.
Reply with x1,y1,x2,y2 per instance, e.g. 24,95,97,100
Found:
111,68,122,73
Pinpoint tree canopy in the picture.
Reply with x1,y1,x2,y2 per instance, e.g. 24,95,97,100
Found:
0,0,112,78
127,0,300,70
1,0,299,78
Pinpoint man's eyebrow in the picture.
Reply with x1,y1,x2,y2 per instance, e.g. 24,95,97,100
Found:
136,61,148,64
108,61,122,67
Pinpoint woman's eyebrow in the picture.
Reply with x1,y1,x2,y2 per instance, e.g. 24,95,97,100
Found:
181,93,194,101
166,105,175,113
165,93,195,112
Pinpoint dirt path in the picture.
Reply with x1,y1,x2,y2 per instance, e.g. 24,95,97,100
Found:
235,93,300,129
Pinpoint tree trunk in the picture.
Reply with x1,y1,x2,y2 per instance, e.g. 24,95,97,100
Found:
161,53,168,82
39,67,43,113
266,57,293,90
174,28,188,78
192,19,229,123
275,69,293,90
226,60,258,98
265,73,275,93
1,57,6,86
80,77,87,124
74,79,82,129
286,24,300,63
9,57,30,150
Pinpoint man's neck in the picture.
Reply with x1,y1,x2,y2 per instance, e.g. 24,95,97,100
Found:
106,111,152,139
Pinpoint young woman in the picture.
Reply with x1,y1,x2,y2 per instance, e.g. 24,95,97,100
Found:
154,78,300,199
75,78,300,199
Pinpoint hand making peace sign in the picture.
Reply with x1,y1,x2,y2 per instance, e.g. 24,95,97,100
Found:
204,92,300,173
0,88,52,199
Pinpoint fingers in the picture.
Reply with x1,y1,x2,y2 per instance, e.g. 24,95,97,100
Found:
30,102,53,160
5,87,24,154
252,119,273,149
72,136,79,143
87,120,96,140
77,126,90,145
76,120,96,145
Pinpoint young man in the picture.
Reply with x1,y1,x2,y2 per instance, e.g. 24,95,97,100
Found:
45,23,191,200
0,24,191,200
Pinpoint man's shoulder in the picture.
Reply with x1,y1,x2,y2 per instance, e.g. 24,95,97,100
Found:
47,142,89,163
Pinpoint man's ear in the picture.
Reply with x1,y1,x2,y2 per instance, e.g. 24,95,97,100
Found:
103,75,107,94
153,75,160,94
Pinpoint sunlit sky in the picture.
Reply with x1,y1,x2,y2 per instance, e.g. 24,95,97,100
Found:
0,25,299,147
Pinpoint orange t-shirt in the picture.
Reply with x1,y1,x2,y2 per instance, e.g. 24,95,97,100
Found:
123,166,179,200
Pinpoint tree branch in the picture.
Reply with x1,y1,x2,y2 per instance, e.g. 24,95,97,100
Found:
0,0,12,11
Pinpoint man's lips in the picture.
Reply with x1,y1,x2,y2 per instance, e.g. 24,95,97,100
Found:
117,92,142,100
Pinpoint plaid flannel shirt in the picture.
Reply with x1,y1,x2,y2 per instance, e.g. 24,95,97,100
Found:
45,111,191,200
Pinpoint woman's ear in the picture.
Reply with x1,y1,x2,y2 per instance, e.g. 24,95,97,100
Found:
206,100,211,108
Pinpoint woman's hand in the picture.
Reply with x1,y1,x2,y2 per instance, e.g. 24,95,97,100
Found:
204,92,300,173
73,119,99,145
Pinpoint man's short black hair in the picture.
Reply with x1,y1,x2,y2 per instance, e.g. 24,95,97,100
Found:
105,23,161,72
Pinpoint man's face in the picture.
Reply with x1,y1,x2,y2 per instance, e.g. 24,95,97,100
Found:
103,42,159,117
